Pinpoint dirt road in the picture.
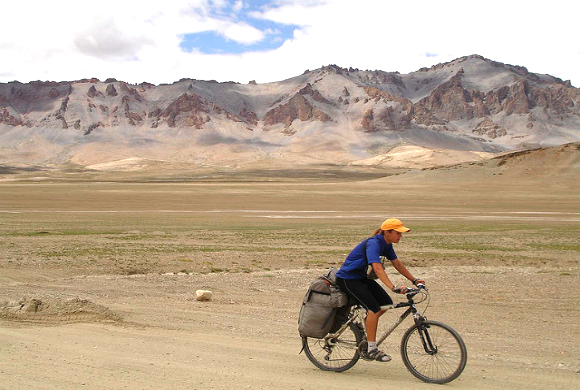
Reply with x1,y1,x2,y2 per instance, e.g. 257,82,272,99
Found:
1,265,579,390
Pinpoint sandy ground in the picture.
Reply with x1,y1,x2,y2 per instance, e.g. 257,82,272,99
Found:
1,160,579,389
1,266,579,390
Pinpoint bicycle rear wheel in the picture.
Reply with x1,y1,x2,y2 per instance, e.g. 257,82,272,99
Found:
302,322,363,372
401,320,467,384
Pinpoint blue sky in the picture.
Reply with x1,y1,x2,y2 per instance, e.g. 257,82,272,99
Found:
179,0,298,54
0,0,579,87
180,21,297,54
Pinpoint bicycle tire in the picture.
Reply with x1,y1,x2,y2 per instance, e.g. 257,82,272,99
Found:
302,322,363,372
400,320,467,384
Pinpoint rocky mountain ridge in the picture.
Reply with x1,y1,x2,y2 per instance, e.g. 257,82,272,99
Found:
1,55,579,168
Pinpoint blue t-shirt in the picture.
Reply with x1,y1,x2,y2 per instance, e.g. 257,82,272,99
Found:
336,235,397,280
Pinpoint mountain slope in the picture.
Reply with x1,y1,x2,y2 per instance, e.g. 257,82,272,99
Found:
1,55,579,168
380,142,580,188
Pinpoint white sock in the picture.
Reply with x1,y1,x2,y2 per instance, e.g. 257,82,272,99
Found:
368,341,377,352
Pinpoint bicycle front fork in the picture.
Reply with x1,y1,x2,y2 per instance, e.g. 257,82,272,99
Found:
417,322,438,355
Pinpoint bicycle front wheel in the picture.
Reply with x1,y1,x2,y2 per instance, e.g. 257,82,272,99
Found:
302,322,363,372
401,320,467,384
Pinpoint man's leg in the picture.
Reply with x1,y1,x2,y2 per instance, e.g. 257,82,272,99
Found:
365,309,391,362
365,309,385,342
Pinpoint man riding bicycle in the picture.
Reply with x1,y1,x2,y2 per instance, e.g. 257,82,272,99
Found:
335,218,425,362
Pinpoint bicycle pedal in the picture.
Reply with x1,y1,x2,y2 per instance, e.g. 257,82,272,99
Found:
358,341,373,361
359,352,374,361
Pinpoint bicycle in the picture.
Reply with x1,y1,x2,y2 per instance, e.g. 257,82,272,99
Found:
301,285,467,384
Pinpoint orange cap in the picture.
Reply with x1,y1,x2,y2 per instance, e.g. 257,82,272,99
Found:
381,218,410,232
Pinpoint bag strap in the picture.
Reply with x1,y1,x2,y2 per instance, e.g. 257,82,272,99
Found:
306,285,331,302
364,237,385,265
323,268,340,286
362,238,370,264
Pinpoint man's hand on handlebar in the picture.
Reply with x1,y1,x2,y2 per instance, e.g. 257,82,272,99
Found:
393,283,427,294
392,286,409,294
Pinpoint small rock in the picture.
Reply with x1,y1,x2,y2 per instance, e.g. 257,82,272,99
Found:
195,290,213,301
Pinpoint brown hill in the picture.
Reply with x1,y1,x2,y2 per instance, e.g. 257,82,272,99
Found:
380,142,580,188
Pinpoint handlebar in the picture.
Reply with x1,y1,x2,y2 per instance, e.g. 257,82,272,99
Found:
404,284,428,299
393,283,427,295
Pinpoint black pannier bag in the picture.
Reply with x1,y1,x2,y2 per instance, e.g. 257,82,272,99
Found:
298,268,349,338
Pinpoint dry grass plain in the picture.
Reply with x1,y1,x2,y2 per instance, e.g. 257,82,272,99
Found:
0,157,579,389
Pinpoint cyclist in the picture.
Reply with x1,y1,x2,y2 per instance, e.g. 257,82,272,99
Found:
335,218,424,362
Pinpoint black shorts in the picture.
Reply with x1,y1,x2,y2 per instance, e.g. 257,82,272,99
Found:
336,277,392,314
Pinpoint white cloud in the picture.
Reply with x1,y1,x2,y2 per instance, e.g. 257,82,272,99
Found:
232,0,244,13
0,0,578,87
73,17,155,59
220,22,265,45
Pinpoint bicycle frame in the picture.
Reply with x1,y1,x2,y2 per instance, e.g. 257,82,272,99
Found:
328,290,425,350
377,304,415,347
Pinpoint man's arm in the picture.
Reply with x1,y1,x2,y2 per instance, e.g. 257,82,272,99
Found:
372,262,396,291
390,258,415,283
